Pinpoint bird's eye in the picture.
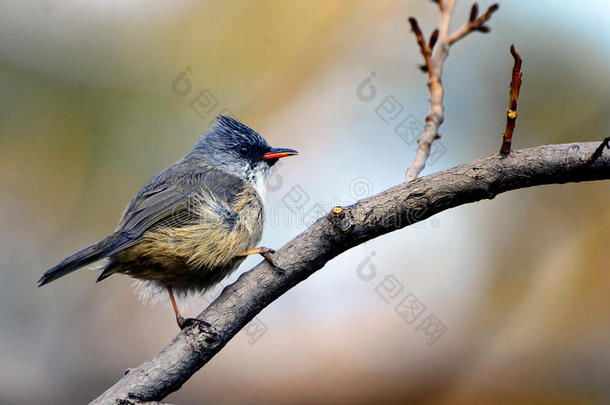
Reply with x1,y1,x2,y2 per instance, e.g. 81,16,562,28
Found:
239,146,249,156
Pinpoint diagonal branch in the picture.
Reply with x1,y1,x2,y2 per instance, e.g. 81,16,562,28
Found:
405,1,499,181
92,141,610,403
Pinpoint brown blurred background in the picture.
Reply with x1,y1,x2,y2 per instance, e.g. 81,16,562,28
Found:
1,1,609,404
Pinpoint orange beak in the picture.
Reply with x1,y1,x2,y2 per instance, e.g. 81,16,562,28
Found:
263,147,299,160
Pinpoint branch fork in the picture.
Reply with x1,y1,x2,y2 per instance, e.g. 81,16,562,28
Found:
405,1,499,181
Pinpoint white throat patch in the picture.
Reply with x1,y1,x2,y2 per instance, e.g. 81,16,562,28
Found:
248,164,272,201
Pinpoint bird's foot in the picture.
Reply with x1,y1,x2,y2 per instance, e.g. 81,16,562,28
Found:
260,249,285,274
176,316,211,330
239,247,285,274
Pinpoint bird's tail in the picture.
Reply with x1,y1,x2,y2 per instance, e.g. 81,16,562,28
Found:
38,234,118,286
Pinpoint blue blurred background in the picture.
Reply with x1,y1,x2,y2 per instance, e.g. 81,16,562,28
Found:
1,1,609,403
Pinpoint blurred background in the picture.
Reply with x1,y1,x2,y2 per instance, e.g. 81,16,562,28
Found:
1,0,609,403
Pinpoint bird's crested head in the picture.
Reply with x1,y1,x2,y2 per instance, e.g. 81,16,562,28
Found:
189,116,298,193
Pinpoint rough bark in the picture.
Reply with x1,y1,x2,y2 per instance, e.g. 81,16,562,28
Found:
92,141,610,404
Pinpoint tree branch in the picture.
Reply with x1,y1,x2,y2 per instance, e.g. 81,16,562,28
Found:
405,1,499,181
92,141,610,404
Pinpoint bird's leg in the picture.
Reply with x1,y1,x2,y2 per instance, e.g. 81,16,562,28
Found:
166,286,209,330
167,286,187,328
239,247,285,273
239,247,275,261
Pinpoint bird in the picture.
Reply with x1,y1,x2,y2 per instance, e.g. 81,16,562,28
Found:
38,115,298,329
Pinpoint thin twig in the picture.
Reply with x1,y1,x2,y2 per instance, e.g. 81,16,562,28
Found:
405,1,499,181
448,3,500,45
500,44,523,155
408,17,433,73
577,136,610,167
404,0,455,181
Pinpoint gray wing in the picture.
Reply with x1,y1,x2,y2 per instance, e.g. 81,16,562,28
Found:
104,164,245,257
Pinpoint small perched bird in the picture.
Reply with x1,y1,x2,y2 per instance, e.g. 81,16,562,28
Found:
38,116,298,329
